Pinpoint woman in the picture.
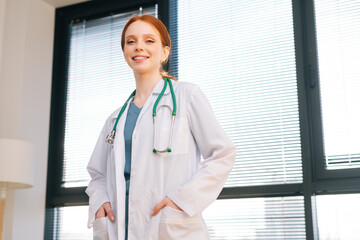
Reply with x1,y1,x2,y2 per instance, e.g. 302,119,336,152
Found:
86,14,236,240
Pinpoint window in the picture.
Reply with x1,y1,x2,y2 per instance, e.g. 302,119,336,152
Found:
172,0,302,188
46,0,360,239
203,196,306,239
171,1,305,237
316,194,360,239
313,0,360,174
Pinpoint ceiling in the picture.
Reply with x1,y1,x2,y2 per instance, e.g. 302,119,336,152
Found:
41,0,89,8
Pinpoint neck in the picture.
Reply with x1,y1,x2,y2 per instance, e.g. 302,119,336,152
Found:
133,70,163,101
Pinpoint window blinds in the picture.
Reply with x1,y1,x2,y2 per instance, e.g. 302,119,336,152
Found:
63,6,156,187
314,0,360,170
203,196,305,239
45,206,92,240
170,0,302,186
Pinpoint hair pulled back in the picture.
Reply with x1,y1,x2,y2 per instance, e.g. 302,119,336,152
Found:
121,14,177,81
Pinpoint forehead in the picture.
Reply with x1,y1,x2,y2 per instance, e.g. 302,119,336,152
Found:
125,20,160,38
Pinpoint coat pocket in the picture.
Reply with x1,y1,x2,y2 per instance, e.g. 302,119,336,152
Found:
93,217,109,240
156,117,189,155
159,206,209,240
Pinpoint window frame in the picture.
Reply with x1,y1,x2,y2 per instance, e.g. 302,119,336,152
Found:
301,0,360,180
45,0,360,239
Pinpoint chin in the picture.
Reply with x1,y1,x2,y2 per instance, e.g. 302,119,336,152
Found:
132,67,150,74
132,66,158,75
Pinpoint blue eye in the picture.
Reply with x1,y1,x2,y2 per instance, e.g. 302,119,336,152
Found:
146,40,154,43
127,40,135,44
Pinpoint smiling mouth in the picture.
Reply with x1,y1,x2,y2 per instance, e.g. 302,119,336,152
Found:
132,56,149,60
132,56,149,62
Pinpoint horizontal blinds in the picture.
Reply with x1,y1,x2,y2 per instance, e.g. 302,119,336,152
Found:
171,0,302,186
314,0,360,170
203,196,306,239
63,6,156,187
45,206,92,240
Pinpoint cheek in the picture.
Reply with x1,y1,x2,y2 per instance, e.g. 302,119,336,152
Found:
148,44,161,54
123,49,132,62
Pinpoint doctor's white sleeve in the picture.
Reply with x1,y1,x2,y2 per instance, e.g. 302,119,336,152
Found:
167,84,237,217
85,120,111,228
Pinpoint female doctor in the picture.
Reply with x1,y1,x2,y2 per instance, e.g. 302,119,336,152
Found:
85,14,236,240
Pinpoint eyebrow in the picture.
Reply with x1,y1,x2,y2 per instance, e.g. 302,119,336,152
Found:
126,34,156,39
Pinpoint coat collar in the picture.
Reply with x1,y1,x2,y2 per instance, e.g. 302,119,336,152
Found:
110,78,171,119
152,77,171,95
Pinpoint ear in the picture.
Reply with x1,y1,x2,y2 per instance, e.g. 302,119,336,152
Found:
162,46,170,62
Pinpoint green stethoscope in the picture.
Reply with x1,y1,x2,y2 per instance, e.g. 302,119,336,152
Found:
106,77,177,153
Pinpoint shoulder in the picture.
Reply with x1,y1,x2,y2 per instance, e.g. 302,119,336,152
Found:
109,107,121,119
172,80,201,97
99,107,120,131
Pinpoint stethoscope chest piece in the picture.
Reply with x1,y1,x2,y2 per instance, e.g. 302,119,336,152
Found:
106,131,116,144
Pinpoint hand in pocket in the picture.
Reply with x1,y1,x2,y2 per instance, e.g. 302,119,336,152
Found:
151,197,183,216
96,202,115,221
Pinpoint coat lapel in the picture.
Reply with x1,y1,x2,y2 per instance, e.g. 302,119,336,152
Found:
112,99,130,240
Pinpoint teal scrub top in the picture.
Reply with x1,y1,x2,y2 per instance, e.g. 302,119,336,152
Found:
123,101,142,240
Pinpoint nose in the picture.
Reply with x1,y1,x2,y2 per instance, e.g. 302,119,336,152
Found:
135,42,144,52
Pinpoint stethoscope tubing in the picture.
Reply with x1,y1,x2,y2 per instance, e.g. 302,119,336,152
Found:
106,77,177,154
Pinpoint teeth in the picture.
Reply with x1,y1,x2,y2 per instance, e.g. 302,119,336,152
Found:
134,57,148,60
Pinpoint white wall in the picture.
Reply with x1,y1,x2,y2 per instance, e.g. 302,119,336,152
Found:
0,0,55,238
0,0,54,239
0,0,92,238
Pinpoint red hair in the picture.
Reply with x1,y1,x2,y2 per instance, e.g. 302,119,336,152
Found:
121,14,177,81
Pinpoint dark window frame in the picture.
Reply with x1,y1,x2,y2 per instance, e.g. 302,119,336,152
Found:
44,0,360,239
301,0,360,181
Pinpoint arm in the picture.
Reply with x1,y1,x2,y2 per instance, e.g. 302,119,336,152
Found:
85,120,112,228
166,84,237,217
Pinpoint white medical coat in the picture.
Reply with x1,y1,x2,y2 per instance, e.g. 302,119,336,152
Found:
86,79,236,240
